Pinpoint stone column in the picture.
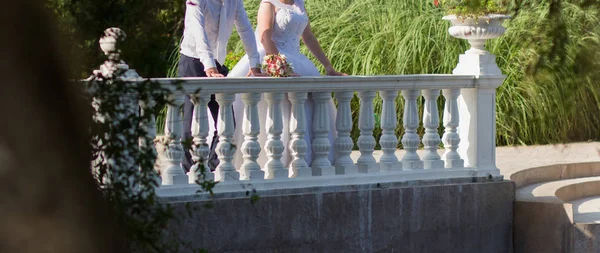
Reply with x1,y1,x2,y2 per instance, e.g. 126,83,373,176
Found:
264,92,288,179
446,15,508,176
379,90,401,171
162,94,189,185
333,91,358,175
214,93,240,182
187,93,215,183
357,91,379,173
421,89,444,169
311,92,335,176
288,92,311,177
441,89,464,168
240,93,265,180
453,44,504,175
401,90,423,170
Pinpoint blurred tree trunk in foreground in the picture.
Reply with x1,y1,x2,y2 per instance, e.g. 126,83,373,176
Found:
0,1,127,252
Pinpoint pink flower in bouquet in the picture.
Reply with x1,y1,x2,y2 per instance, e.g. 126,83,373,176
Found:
261,53,295,77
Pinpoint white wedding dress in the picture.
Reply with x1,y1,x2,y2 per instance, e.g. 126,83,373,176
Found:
208,0,337,171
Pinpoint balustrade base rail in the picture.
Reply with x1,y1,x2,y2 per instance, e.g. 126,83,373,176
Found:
157,167,501,197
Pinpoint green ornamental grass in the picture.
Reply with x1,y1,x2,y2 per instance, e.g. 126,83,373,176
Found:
163,0,600,148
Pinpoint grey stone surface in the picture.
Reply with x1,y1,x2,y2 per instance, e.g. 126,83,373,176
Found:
513,201,573,253
573,223,600,253
168,181,514,253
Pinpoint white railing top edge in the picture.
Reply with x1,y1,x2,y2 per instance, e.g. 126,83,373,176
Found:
143,74,502,94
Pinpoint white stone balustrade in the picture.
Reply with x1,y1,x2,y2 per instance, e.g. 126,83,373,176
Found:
88,27,508,197
147,74,503,194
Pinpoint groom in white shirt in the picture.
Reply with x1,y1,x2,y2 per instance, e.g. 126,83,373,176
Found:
179,0,263,171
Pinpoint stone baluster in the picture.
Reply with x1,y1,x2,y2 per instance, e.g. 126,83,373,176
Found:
442,89,465,168
288,92,311,177
140,99,156,151
139,98,160,184
214,93,240,182
421,89,445,169
311,92,336,176
379,90,401,171
357,91,379,173
334,91,357,175
401,90,423,170
162,94,189,185
187,94,215,183
264,92,288,179
240,93,265,180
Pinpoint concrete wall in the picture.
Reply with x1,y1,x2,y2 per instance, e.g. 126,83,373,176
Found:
167,180,514,253
513,201,574,253
573,223,600,252
514,201,600,253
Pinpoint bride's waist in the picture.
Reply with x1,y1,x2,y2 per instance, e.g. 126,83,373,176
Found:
258,46,301,56
273,39,301,51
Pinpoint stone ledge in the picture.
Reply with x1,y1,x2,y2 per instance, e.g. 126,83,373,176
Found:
158,173,504,203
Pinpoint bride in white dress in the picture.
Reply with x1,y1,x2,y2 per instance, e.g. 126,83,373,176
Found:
209,0,346,173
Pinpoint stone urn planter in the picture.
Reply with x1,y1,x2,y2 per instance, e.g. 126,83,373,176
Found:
443,14,511,75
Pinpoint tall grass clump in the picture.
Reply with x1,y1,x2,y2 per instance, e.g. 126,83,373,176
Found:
224,0,600,146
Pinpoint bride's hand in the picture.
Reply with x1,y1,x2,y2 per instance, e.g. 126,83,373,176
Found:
325,67,347,76
250,68,269,77
246,68,269,77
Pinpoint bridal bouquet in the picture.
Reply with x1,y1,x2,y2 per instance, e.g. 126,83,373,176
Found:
261,53,295,77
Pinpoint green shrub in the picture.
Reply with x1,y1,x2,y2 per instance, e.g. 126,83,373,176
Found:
438,0,509,16
48,0,184,78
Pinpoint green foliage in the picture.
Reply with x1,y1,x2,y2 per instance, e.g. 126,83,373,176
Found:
224,0,600,146
47,0,184,78
224,51,247,70
87,65,215,252
438,0,510,16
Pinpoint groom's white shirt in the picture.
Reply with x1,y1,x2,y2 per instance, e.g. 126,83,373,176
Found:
180,0,260,71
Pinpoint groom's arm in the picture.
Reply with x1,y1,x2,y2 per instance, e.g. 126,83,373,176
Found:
234,0,261,72
186,0,217,71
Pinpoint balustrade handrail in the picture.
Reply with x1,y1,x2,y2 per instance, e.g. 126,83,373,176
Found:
148,74,504,94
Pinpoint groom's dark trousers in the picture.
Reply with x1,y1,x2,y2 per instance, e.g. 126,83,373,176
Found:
178,54,229,172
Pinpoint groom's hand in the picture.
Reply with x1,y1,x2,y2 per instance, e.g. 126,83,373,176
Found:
250,68,269,77
206,68,225,77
